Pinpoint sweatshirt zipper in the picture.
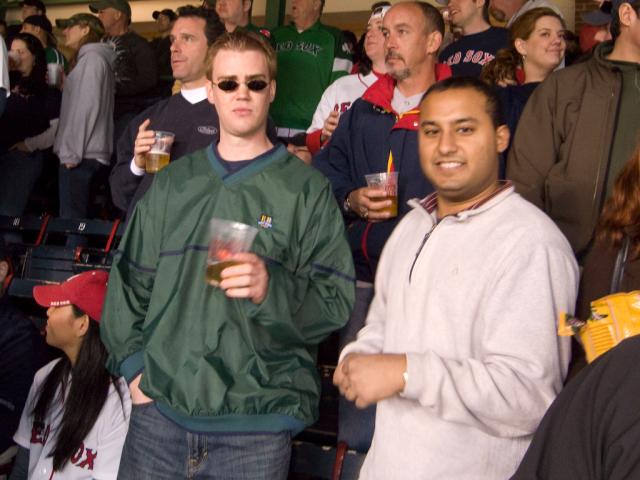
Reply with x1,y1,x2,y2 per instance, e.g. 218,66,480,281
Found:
409,221,439,283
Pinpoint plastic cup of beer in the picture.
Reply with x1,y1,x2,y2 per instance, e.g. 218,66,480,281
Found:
7,50,20,69
365,172,399,217
145,131,175,174
206,218,259,287
47,63,63,88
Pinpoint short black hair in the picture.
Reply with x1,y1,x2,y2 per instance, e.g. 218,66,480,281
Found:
611,0,640,39
176,5,225,46
421,76,504,128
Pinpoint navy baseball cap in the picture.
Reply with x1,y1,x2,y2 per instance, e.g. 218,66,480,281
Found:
152,8,177,21
583,1,612,26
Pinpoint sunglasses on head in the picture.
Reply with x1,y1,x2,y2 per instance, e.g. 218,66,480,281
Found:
213,79,269,92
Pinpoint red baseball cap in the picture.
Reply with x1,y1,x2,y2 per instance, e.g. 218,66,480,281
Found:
33,270,109,322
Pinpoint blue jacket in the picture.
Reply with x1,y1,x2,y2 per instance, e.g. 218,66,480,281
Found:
313,69,450,282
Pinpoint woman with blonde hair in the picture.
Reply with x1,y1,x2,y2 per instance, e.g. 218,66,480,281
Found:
53,14,115,244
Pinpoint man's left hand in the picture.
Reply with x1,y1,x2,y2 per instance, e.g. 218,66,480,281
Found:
334,353,407,409
217,252,269,304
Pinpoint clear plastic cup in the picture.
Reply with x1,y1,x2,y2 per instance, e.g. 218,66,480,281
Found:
365,171,399,217
206,218,259,286
47,63,63,88
145,131,175,174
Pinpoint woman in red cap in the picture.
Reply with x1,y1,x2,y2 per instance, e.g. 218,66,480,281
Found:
10,270,130,480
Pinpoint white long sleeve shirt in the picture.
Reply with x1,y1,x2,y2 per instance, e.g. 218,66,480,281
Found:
341,185,578,479
306,71,379,134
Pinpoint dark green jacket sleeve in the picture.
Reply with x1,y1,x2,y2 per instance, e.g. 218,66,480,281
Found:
246,182,355,345
100,173,167,381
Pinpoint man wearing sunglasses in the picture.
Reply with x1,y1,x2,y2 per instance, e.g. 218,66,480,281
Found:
101,30,355,479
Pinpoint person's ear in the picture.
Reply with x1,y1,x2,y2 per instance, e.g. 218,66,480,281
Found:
80,24,91,38
514,38,527,57
206,79,215,105
75,314,90,337
243,0,252,14
426,30,443,55
496,124,510,153
269,79,276,103
618,2,637,28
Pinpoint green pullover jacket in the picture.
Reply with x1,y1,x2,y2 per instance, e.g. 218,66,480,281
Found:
101,144,355,433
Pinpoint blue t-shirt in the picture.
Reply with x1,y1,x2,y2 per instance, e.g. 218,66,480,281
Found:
439,26,509,78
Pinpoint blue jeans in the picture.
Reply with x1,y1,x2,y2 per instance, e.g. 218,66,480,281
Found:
117,403,292,480
58,159,105,247
0,149,44,216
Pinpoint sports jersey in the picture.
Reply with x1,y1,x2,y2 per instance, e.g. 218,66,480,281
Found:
270,21,352,130
13,359,131,480
305,71,380,153
438,26,509,78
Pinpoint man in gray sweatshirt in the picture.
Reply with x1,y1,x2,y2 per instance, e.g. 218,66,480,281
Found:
334,77,578,479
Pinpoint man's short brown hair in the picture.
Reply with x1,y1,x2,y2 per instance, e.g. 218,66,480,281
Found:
206,30,277,81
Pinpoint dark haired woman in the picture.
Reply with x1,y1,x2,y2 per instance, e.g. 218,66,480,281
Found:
0,32,50,217
10,270,130,479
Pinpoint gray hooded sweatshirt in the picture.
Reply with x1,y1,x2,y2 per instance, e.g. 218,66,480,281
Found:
54,42,116,166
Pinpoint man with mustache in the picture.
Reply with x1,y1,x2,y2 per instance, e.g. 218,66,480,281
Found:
313,0,451,449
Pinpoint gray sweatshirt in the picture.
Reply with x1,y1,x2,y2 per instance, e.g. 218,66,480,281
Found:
341,186,579,479
54,42,115,166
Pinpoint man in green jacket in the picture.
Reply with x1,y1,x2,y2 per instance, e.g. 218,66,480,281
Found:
101,30,355,479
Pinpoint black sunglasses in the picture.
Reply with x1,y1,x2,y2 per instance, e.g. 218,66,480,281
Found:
213,79,269,93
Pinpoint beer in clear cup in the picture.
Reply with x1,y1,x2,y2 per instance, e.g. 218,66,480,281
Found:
365,172,399,217
145,131,175,174
206,219,259,286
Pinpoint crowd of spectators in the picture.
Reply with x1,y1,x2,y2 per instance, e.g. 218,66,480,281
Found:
0,0,639,478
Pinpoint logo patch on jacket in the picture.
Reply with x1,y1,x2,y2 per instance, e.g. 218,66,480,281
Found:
258,214,273,229
198,126,218,135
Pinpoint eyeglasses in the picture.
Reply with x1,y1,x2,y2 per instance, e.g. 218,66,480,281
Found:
213,79,269,93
